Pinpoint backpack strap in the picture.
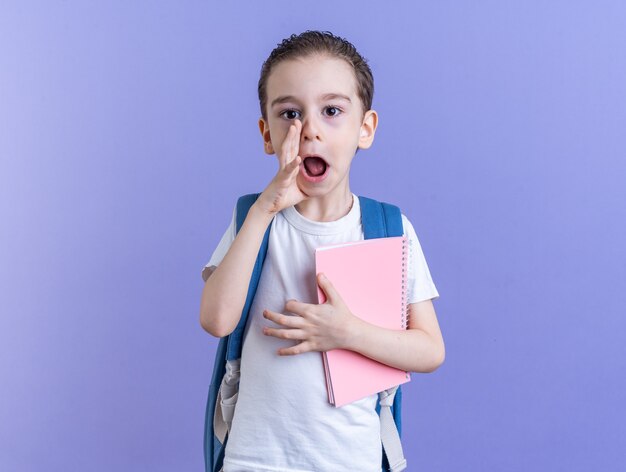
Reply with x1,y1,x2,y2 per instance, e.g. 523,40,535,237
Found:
358,196,407,472
359,196,404,239
379,387,407,472
225,194,272,360
205,193,272,472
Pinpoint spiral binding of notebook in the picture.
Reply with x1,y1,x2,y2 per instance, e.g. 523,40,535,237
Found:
401,237,410,382
401,237,408,330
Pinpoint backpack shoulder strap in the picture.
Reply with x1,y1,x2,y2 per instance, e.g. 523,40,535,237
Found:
205,193,272,472
235,194,260,232
359,196,407,472
225,193,272,360
359,196,404,239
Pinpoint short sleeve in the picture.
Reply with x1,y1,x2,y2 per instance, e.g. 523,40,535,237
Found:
201,206,236,282
402,214,439,303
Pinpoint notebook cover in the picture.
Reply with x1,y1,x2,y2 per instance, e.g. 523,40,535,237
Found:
315,236,410,407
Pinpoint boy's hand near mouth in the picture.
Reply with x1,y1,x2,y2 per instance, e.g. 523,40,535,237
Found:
256,119,308,216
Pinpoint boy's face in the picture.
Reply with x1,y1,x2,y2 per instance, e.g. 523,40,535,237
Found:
259,54,378,200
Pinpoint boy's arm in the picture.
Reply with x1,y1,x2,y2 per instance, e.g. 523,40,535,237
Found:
344,299,445,373
199,120,305,337
262,273,445,373
200,205,275,337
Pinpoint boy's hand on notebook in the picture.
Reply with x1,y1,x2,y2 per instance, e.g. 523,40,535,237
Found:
255,119,308,216
262,273,359,356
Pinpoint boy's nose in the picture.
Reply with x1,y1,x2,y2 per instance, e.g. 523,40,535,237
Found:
300,117,321,142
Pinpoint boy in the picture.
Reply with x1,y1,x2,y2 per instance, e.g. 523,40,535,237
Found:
200,31,445,472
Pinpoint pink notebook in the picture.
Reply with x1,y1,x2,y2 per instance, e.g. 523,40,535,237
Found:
315,236,410,407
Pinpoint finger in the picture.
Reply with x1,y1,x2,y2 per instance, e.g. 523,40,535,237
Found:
317,273,339,304
279,124,296,170
284,299,314,317
278,341,313,356
284,154,302,178
289,120,301,167
262,326,306,340
291,119,302,161
263,309,305,327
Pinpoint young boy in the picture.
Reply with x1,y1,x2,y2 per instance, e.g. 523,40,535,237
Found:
200,31,444,472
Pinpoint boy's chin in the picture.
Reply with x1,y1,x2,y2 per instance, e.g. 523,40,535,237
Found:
296,173,328,195
296,175,351,203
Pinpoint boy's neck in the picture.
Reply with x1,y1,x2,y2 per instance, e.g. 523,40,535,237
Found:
294,188,354,222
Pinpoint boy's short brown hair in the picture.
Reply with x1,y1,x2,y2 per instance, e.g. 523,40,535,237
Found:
258,30,374,121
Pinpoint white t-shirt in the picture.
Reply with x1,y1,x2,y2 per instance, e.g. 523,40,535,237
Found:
203,195,438,472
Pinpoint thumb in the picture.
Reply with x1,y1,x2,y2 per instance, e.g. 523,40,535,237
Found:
317,273,338,304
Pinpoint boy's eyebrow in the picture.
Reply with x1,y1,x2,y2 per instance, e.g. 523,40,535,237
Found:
270,93,352,108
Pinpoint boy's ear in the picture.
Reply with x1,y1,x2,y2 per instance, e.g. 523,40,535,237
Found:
358,110,378,150
258,118,275,155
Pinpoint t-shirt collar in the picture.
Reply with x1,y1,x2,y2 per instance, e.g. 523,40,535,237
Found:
282,194,361,235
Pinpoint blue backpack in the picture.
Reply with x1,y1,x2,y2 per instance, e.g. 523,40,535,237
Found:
204,194,407,472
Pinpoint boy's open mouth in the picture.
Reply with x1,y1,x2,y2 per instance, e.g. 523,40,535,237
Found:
302,155,328,178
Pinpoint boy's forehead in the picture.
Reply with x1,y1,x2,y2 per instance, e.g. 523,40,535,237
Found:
266,55,358,102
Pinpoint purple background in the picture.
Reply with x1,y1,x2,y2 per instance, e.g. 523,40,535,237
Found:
1,1,625,470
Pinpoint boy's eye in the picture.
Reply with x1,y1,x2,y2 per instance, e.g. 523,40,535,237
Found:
324,106,342,117
280,109,301,120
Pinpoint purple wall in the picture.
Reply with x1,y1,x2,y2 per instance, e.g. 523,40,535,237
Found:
1,1,625,470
